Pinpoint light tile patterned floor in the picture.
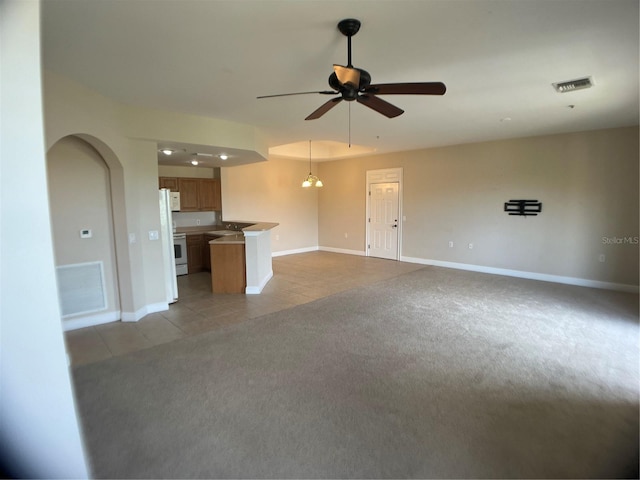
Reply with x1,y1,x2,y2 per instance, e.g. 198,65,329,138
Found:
65,251,424,366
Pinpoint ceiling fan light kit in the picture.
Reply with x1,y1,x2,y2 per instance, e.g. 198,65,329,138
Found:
258,18,446,121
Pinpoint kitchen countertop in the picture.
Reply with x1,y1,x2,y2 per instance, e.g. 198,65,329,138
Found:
176,221,278,236
175,226,234,235
207,222,279,244
242,222,279,232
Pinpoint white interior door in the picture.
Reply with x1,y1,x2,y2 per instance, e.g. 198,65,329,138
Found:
368,182,399,260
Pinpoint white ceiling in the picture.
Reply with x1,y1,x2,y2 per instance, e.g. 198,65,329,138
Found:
41,0,639,166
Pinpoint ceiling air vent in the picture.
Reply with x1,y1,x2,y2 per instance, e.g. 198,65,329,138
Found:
552,76,594,93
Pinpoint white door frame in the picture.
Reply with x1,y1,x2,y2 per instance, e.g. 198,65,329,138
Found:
366,167,403,260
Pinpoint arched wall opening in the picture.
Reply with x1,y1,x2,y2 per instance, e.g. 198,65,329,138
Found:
46,134,133,329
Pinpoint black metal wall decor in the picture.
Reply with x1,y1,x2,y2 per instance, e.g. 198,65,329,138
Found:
504,199,542,216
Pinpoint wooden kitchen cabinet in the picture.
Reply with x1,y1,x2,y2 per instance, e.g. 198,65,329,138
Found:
168,177,221,212
187,234,204,273
203,235,217,272
178,178,200,211
198,179,221,211
159,177,179,191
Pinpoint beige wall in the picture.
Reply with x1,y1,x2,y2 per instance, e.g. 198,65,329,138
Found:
44,71,160,315
47,136,120,314
158,165,218,179
43,68,638,295
318,127,639,287
43,70,269,318
222,157,319,253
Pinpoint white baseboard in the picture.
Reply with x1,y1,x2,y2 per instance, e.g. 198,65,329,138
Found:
273,246,366,257
272,246,318,257
62,302,170,331
246,270,274,294
401,256,640,293
62,310,120,331
121,302,169,322
319,246,366,256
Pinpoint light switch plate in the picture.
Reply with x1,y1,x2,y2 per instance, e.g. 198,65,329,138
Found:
149,230,159,241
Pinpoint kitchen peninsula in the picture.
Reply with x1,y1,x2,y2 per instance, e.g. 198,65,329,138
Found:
209,221,278,294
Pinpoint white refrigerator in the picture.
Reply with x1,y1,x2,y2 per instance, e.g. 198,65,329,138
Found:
159,189,179,303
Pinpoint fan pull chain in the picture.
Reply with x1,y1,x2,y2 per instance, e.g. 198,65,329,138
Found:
348,102,351,148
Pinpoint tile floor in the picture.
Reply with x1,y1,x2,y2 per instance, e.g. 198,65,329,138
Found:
65,251,424,367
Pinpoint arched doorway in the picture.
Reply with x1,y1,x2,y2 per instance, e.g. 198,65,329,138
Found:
46,135,131,329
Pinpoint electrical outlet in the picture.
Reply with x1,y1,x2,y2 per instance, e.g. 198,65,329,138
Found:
275,234,280,241
196,219,201,225
148,230,159,241
448,241,454,248
468,243,473,249
598,254,605,262
344,233,348,238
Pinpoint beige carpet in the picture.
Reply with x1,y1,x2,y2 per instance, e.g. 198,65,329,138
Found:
72,266,639,478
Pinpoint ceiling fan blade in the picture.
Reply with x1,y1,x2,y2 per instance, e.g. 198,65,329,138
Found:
365,82,447,96
356,94,404,118
305,97,343,120
333,65,360,87
257,90,336,99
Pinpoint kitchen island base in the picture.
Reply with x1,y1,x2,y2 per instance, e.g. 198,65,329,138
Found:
209,221,278,294
211,243,246,294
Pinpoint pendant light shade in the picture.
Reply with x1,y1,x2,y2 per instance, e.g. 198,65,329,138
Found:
302,140,323,188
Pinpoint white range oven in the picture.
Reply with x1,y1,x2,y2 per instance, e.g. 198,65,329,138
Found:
173,233,188,276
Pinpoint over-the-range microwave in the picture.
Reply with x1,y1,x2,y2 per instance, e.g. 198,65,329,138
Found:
170,192,181,211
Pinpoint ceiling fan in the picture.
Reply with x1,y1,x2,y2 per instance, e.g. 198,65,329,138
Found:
257,18,446,120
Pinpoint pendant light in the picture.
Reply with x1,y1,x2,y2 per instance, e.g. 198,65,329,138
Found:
302,140,323,188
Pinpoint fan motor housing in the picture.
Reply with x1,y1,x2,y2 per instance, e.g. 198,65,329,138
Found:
357,69,371,90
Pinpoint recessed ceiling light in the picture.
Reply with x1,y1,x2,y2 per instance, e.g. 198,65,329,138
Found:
191,160,199,166
160,148,174,155
219,154,229,160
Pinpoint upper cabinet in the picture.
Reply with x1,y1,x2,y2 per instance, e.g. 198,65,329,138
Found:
198,178,221,211
159,177,179,191
159,177,221,212
178,178,199,211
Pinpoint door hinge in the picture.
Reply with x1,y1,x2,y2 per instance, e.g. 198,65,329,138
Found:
368,218,371,222
368,244,370,249
368,191,371,196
